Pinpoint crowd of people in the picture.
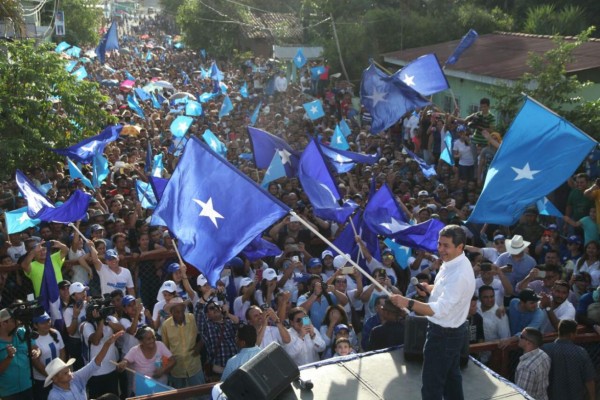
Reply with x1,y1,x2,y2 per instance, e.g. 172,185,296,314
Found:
1,11,600,400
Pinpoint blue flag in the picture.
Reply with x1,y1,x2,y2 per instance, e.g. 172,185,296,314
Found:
318,142,378,174
219,95,233,119
150,137,289,286
446,29,478,65
149,176,168,201
71,67,88,81
294,48,307,68
5,207,41,234
303,100,325,120
135,88,151,102
536,197,563,218
394,54,449,96
250,101,262,126
95,21,119,64
210,62,223,82
404,148,437,179
440,131,454,166
361,63,430,133
339,119,352,137
199,92,216,103
242,235,283,261
65,46,81,58
185,100,203,117
383,238,412,269
65,60,78,73
152,153,164,178
261,152,286,188
170,115,193,138
330,125,350,150
127,94,145,119
363,184,443,252
151,93,161,109
55,41,71,53
134,373,173,396
146,51,152,62
67,158,93,189
468,97,596,225
240,82,249,98
298,140,357,223
16,170,91,223
53,125,121,163
39,241,62,322
311,65,325,79
247,126,299,175
330,212,378,281
124,70,136,81
202,129,227,157
92,152,109,188
136,180,157,209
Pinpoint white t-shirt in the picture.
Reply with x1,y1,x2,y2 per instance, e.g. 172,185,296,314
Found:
33,331,65,381
97,263,134,295
453,139,474,166
63,303,87,339
81,317,119,376
7,243,26,263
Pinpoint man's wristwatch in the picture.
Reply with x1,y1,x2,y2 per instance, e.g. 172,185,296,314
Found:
408,299,415,312
545,306,552,313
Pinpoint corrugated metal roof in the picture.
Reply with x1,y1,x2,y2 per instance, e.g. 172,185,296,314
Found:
382,32,600,81
239,11,303,42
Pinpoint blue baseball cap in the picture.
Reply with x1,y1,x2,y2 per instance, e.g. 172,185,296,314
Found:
122,295,136,307
33,312,51,324
105,249,119,260
308,258,322,269
167,263,180,273
227,257,244,269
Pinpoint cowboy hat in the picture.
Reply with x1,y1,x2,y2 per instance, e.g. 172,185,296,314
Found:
505,235,530,255
44,357,76,387
163,297,191,313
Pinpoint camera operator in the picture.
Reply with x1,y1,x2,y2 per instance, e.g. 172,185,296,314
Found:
63,282,88,370
297,274,348,330
80,299,124,398
0,307,42,400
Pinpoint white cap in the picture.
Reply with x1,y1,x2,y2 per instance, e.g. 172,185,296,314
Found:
197,275,208,286
240,277,254,287
262,268,277,281
68,282,88,296
156,280,177,302
321,250,334,259
333,254,351,269
289,215,301,223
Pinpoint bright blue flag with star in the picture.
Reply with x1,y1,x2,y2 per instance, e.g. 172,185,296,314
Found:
468,97,596,225
92,152,109,188
199,92,216,103
440,131,454,166
210,62,223,82
330,125,350,151
311,66,325,79
247,126,299,175
53,125,121,163
202,129,227,157
185,100,203,117
151,93,161,109
383,238,412,269
127,94,145,120
318,142,378,173
67,158,93,189
250,102,262,126
5,207,41,234
65,60,78,73
303,100,325,120
240,82,249,98
261,152,286,188
219,95,233,119
16,170,91,223
65,46,81,58
39,241,62,323
339,119,352,137
150,137,289,286
294,48,307,69
170,115,193,138
445,29,478,66
95,21,118,64
363,184,443,252
298,140,357,223
393,54,449,96
404,148,437,178
55,41,71,53
136,180,157,209
71,66,88,81
361,63,430,134
536,197,563,218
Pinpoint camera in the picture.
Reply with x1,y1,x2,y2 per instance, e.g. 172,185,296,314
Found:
260,303,270,310
321,282,328,292
86,295,115,321
216,292,227,302
10,300,45,324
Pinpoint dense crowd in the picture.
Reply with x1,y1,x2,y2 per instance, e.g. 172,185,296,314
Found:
1,12,600,400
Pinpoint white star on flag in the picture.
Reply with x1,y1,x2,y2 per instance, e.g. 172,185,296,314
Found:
511,162,540,181
278,149,291,165
310,106,318,114
402,74,415,86
209,138,217,150
81,142,97,152
178,122,188,132
18,213,29,224
193,197,224,228
296,56,302,62
365,89,387,106
380,217,404,233
336,136,342,144
335,154,346,163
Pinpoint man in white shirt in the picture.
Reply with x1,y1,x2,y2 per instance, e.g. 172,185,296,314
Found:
475,262,513,307
245,305,291,349
89,246,134,296
477,285,510,342
539,280,576,333
284,307,325,366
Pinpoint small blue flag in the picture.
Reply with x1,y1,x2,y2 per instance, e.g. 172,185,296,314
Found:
199,92,216,103
150,137,290,286
440,131,454,166
294,48,307,69
242,235,283,261
318,142,378,174
404,148,437,179
303,100,325,120
446,29,478,65
202,129,227,157
124,70,136,81
92,152,109,188
134,373,173,396
330,125,350,150
67,158,93,189
39,241,62,322
536,197,563,218
240,82,249,98
339,119,352,137
65,60,78,73
152,153,164,178
247,126,299,175
53,125,121,163
136,180,158,209
55,41,71,53
210,62,224,82
71,66,88,81
95,21,119,64
394,53,449,96
151,93,161,109
135,88,151,102
250,101,262,126
146,51,152,62
170,115,193,138
383,238,412,269
219,95,233,119
261,152,286,188
127,94,145,119
311,66,325,79
65,46,81,58
185,100,202,117
5,207,41,234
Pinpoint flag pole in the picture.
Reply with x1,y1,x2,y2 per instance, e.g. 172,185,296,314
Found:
68,223,90,242
168,233,187,267
290,211,391,296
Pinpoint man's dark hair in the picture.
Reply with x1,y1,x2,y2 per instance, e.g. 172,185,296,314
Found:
478,285,495,298
553,280,570,291
288,307,305,322
523,327,543,347
479,98,490,106
237,324,257,348
439,224,466,247
558,319,577,337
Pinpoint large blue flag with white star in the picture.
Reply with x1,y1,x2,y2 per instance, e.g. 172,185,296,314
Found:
170,115,193,138
150,137,289,286
318,142,379,174
303,100,325,120
261,152,286,188
5,207,41,234
468,97,596,225
330,125,350,151
53,125,121,163
404,148,437,179
393,54,449,96
360,63,430,133
247,126,299,175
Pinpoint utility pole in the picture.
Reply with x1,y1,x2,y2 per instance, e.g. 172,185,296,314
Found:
330,13,350,82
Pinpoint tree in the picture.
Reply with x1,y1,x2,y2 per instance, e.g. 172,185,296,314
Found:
58,0,103,47
523,4,586,36
0,40,114,175
0,0,26,38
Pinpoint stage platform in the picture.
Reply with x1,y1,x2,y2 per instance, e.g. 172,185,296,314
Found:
278,347,532,400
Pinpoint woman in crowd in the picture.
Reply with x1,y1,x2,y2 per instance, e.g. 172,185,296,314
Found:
32,312,66,400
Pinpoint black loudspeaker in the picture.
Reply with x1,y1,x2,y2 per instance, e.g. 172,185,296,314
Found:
221,342,300,400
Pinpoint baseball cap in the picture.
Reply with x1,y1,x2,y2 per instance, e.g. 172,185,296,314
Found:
122,295,136,307
105,249,119,260
289,215,301,223
69,282,88,296
493,234,506,242
32,312,51,324
382,248,393,256
58,280,71,289
159,280,177,294
567,235,582,244
227,257,244,269
262,268,277,281
334,324,349,335
90,224,104,232
518,289,540,303
418,190,429,197
308,258,323,269
240,277,254,287
0,309,11,322
197,275,208,286
321,250,334,259
333,254,351,269
167,263,180,273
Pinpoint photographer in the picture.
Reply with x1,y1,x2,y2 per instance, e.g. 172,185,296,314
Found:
63,282,88,370
0,307,42,400
80,299,124,398
297,274,348,330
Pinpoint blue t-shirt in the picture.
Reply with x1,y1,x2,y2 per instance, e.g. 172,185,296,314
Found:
508,298,545,336
0,326,37,396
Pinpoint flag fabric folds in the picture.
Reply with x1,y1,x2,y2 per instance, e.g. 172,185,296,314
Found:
339,119,352,138
150,137,289,286
16,170,91,223
149,176,168,201
170,116,193,138
219,95,233,119
360,64,430,133
5,207,41,234
394,54,449,96
202,129,227,157
303,100,325,120
298,140,357,223
440,131,454,166
247,126,299,175
242,236,283,261
330,125,350,151
240,82,249,98
136,180,158,209
152,153,164,178
468,97,597,225
134,373,173,396
53,125,121,163
261,152,286,188
250,101,262,126
445,29,478,66
95,21,119,64
536,197,563,218
55,41,71,53
127,94,146,120
39,241,62,322
71,67,88,81
318,143,378,174
185,100,203,117
67,158,93,189
404,148,437,178
92,153,109,188
294,48,307,69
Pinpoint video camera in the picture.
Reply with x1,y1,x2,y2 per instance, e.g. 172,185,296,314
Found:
86,294,116,321
9,300,45,324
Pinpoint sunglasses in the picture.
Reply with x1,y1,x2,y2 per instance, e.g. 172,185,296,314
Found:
294,317,306,323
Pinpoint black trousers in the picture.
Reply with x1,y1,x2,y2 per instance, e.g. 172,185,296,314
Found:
88,370,119,399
